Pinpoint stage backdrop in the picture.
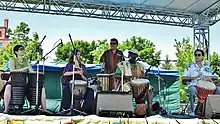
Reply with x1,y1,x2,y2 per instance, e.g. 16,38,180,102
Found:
4,61,180,113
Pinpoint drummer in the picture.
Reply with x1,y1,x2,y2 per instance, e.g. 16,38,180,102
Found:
2,45,47,114
182,49,220,116
100,38,124,90
60,50,95,114
115,48,153,115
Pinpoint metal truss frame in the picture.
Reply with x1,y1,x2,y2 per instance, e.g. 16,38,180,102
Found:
1,0,220,64
193,26,210,64
0,0,198,27
200,0,220,26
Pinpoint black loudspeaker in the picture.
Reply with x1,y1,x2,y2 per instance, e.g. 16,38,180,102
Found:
203,95,220,119
96,91,133,117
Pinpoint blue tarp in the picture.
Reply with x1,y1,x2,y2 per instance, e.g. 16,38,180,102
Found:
29,61,180,76
3,60,179,76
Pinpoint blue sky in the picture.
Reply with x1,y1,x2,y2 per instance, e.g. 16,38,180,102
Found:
1,10,220,61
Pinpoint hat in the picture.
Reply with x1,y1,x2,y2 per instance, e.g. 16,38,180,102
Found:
128,48,138,55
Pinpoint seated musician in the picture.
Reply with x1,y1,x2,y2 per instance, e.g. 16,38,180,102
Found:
2,45,47,113
182,49,220,116
115,48,153,115
60,49,95,114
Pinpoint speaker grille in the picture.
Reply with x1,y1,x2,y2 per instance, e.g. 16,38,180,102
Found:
96,92,133,116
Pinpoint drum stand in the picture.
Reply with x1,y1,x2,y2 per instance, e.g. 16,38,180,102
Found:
57,54,87,116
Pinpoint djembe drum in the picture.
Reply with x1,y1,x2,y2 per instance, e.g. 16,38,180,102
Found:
196,80,216,103
70,80,87,109
97,74,113,91
130,79,150,116
10,71,28,105
195,80,216,115
27,72,44,106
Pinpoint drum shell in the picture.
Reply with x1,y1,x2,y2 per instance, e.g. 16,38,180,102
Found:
10,87,25,105
131,84,149,103
130,79,150,104
72,80,87,97
97,74,111,91
9,71,28,105
11,71,28,87
27,73,44,105
28,88,42,106
196,86,215,103
28,73,44,88
196,81,216,103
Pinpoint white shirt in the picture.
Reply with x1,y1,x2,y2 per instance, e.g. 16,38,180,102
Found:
183,62,218,87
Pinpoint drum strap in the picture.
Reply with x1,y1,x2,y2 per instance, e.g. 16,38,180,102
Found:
135,87,148,102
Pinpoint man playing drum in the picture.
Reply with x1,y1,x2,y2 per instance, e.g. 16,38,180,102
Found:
1,45,47,114
182,49,220,116
115,48,154,116
100,38,124,90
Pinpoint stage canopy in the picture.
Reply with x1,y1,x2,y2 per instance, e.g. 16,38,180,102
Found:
0,0,219,63
0,0,220,27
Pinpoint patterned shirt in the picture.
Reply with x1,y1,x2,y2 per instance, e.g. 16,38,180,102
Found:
183,62,218,87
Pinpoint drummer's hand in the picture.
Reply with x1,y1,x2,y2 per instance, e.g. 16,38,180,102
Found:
204,76,212,81
79,70,84,76
193,72,203,80
101,63,105,68
20,67,28,71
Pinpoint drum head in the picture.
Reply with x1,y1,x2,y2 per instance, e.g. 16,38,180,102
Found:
73,80,87,86
97,74,111,77
197,80,216,90
131,79,150,85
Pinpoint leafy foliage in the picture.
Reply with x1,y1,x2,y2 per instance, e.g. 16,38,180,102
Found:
119,36,161,66
0,22,40,69
210,52,220,75
55,37,160,65
161,54,175,70
174,38,193,103
55,40,99,63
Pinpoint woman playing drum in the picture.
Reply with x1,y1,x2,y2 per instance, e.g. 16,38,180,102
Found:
60,49,95,114
1,45,47,114
182,49,220,116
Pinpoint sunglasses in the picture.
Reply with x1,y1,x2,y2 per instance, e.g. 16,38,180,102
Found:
110,42,117,45
194,54,201,57
18,47,25,51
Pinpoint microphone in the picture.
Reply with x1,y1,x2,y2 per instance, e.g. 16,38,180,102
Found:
69,34,74,50
136,58,143,61
60,39,63,46
212,68,218,75
39,35,46,45
145,66,152,75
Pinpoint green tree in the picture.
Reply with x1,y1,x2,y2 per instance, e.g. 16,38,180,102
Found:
91,40,109,64
161,54,175,70
119,36,161,66
0,22,39,69
174,37,193,103
210,52,220,75
55,40,99,63
174,38,193,72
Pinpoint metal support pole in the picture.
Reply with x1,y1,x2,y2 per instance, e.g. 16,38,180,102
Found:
193,25,210,64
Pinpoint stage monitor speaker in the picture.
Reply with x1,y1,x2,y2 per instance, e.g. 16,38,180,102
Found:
204,95,220,119
96,91,133,117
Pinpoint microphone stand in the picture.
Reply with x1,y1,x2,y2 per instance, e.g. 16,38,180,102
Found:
22,41,62,115
57,53,87,116
153,61,168,114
